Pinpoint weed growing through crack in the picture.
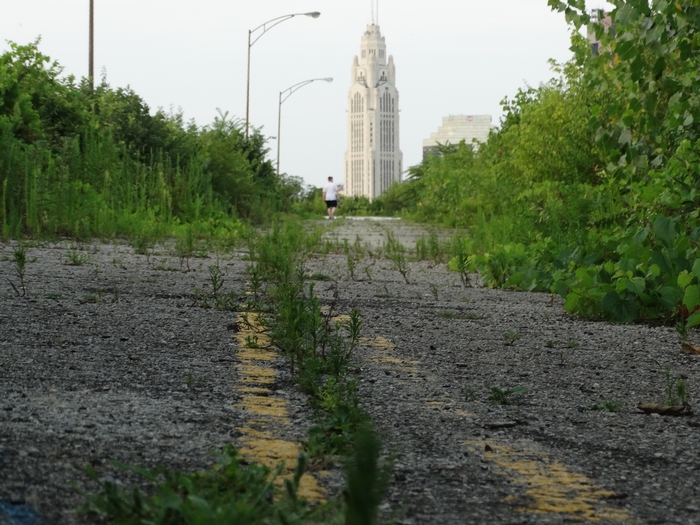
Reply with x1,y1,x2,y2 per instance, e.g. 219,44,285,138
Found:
308,272,333,281
489,386,526,405
81,444,345,523
344,238,364,281
462,386,478,401
185,371,195,392
66,249,89,266
385,231,410,284
429,283,439,300
504,331,520,346
588,399,619,412
545,339,559,348
567,341,580,349
8,245,27,296
245,335,260,349
664,366,690,406
415,236,429,261
449,235,473,287
192,262,237,310
175,225,196,271
82,289,104,303
363,265,373,282
155,258,177,271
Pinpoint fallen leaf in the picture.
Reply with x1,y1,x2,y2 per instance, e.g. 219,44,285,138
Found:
636,403,692,416
681,341,700,355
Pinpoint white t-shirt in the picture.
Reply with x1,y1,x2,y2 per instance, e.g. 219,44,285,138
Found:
323,182,338,201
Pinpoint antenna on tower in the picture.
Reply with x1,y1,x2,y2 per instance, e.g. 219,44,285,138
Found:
377,0,379,26
370,0,375,24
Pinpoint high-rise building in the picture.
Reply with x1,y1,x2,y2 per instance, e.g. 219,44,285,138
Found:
422,115,493,159
344,24,402,200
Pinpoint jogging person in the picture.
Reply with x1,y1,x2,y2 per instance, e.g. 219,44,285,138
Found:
322,176,339,219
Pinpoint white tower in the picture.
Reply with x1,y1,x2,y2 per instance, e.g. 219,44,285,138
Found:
344,24,402,199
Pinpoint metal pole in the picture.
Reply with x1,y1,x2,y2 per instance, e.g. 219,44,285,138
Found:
89,0,94,89
245,30,251,140
276,91,282,176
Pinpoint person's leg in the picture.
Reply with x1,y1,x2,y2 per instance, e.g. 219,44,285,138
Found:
329,206,335,219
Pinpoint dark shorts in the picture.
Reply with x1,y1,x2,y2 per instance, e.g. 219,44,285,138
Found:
325,200,337,209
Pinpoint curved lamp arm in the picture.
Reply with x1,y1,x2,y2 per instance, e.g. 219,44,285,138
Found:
245,11,321,139
280,77,333,104
277,77,333,175
250,12,320,47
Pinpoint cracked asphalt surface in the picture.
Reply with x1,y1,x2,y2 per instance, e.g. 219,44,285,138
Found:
2,219,700,524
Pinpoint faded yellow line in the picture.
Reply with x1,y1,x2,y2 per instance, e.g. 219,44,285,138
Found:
233,312,326,502
465,440,631,522
361,335,423,378
360,336,396,348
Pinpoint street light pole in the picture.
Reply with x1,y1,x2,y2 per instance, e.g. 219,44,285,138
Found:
245,11,321,140
89,0,94,89
277,77,333,176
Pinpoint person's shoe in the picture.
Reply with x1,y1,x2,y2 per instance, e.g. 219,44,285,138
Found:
325,216,330,219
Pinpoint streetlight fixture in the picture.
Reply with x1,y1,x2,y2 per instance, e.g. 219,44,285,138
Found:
245,12,321,139
276,77,333,176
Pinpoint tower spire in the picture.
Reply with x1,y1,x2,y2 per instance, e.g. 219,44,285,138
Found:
370,0,374,24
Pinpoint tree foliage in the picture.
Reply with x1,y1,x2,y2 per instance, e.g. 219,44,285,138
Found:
0,40,298,239
373,1,700,325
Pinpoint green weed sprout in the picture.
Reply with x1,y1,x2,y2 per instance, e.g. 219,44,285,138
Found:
66,249,89,266
8,245,27,296
588,399,618,412
489,386,526,405
664,366,690,406
504,331,520,345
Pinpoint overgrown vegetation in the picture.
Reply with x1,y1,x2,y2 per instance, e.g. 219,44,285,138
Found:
243,221,374,461
0,41,308,241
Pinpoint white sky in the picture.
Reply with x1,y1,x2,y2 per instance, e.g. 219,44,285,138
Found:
0,1,612,188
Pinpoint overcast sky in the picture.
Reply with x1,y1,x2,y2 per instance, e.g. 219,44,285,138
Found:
1,1,612,188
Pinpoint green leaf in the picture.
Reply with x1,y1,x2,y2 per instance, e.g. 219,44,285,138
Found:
683,285,700,310
648,264,661,278
618,129,633,146
678,270,693,290
602,290,640,323
653,215,677,246
615,3,640,25
659,286,682,311
564,292,581,313
693,259,700,280
626,277,646,296
633,226,650,245
687,310,700,329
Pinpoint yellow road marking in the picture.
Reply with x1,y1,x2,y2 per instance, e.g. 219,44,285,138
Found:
360,336,396,348
465,440,631,522
233,312,326,502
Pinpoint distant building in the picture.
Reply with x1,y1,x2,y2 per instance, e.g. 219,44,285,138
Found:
588,10,614,55
422,115,493,159
344,24,403,200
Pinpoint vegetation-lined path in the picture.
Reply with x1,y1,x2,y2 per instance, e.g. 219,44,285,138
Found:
1,218,700,524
